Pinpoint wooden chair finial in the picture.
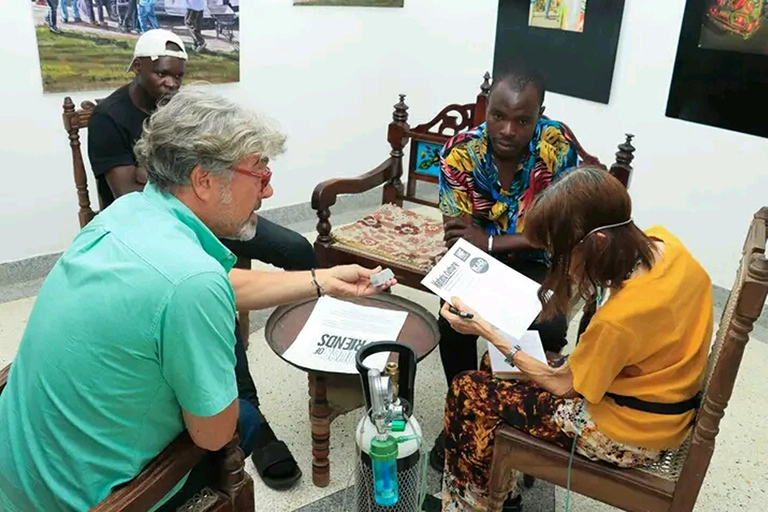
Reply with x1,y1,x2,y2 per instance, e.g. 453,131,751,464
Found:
608,133,636,188
616,133,636,167
481,71,492,96
393,94,409,123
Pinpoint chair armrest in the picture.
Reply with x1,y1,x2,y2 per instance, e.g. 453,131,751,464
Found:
311,158,395,212
90,432,206,512
0,364,224,512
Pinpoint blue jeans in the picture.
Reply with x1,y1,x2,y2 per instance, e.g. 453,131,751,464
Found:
60,0,80,21
86,0,109,23
544,0,552,17
46,0,59,28
137,3,158,32
121,0,138,29
234,317,259,407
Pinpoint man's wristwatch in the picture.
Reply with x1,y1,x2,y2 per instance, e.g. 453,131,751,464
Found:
504,344,523,367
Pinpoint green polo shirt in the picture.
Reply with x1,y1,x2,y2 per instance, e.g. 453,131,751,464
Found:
0,183,239,512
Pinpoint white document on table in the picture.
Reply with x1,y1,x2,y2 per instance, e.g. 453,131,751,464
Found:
487,331,547,379
420,238,543,341
281,296,407,374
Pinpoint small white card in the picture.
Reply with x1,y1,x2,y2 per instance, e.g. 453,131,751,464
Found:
487,330,547,379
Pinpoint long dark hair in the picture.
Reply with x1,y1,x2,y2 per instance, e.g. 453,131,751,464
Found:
525,166,656,320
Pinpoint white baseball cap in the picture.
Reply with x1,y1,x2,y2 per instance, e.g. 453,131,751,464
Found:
126,29,188,72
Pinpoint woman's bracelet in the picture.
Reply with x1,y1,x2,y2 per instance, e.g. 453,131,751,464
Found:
504,344,523,367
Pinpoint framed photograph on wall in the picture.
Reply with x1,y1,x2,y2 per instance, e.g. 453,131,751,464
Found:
29,0,240,93
493,0,626,104
666,0,768,139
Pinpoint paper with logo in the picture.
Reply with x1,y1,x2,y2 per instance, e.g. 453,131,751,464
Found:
487,331,547,380
281,296,408,374
421,238,543,342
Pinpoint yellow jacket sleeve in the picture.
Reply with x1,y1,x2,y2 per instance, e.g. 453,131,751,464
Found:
569,321,635,404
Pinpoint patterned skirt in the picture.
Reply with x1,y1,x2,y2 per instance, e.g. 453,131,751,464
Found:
441,354,662,511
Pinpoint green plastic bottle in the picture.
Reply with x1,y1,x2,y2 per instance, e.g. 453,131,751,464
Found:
370,434,399,506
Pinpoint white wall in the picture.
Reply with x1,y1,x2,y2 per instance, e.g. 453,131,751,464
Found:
1,0,767,289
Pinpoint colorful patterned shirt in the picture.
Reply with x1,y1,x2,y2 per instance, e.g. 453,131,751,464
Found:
438,119,581,261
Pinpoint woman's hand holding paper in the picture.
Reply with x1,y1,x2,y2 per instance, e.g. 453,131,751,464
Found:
440,297,494,339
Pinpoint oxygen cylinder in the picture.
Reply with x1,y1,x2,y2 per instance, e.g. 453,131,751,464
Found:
354,341,423,511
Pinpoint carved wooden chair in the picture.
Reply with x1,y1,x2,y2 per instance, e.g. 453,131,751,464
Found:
0,362,254,512
62,98,252,344
487,207,768,512
311,73,637,292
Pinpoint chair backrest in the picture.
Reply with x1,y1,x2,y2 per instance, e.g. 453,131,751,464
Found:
381,73,637,209
62,96,100,229
668,207,768,508
397,72,492,208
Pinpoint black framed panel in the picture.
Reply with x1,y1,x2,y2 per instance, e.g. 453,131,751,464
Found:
666,0,768,139
493,0,626,104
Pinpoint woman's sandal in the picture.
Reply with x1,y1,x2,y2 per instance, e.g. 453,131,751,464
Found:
503,495,523,511
422,493,522,511
429,431,446,472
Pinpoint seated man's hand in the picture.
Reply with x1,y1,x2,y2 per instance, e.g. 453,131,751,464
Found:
317,265,397,298
443,218,490,251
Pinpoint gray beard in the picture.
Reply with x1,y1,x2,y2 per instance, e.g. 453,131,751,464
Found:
233,219,257,242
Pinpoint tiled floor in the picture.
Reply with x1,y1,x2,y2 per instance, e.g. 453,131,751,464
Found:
1,212,767,511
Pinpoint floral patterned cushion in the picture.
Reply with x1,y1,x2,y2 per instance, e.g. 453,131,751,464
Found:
331,204,446,273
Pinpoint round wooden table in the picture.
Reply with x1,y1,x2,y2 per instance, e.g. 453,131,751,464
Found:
265,293,439,487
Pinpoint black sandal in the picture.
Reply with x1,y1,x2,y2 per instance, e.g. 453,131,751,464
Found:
422,494,441,511
503,494,523,511
251,440,302,490
429,431,446,472
421,492,522,511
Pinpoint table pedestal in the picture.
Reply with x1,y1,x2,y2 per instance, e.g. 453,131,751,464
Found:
307,372,366,487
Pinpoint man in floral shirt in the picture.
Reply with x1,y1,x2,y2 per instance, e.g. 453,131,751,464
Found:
431,65,589,472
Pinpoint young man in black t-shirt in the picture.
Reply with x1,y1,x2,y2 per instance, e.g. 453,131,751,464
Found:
88,32,317,273
88,29,307,490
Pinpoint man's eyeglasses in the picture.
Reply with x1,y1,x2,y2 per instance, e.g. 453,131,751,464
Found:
233,165,272,190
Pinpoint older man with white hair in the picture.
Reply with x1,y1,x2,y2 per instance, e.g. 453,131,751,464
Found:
0,89,394,512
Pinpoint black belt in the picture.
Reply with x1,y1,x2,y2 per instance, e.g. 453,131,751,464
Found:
605,391,702,415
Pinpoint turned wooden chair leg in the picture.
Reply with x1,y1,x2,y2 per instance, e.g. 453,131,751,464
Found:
488,435,517,512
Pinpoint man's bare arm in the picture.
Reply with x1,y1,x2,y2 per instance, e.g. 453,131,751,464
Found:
104,165,148,198
489,232,538,253
229,265,393,311
229,268,319,311
182,399,239,451
442,214,538,253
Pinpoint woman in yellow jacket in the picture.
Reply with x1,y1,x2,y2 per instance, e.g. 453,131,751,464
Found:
439,166,713,511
